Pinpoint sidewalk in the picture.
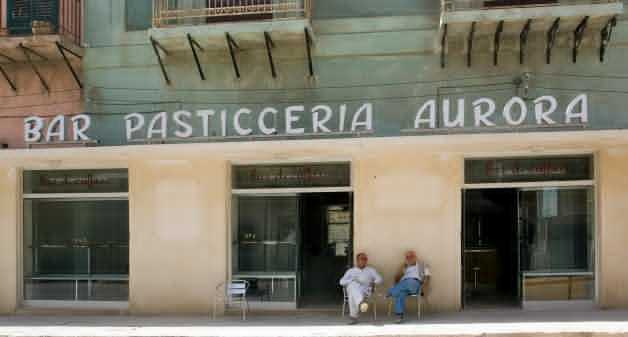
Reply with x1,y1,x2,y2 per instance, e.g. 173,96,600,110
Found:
1,309,628,337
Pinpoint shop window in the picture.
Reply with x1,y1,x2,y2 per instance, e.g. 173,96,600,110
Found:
23,170,129,302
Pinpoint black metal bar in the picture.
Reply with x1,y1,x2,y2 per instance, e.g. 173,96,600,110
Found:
305,27,314,77
225,33,241,79
19,44,49,92
19,44,48,60
56,42,83,59
520,19,532,65
572,16,589,63
467,22,476,68
187,33,206,81
494,20,504,66
56,42,83,89
264,31,277,78
441,23,448,69
546,18,560,65
150,36,171,85
0,52,17,63
0,65,16,92
600,16,617,63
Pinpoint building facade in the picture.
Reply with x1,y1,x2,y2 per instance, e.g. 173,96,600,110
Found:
1,0,628,315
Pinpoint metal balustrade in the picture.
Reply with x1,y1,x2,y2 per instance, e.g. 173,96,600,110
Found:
442,0,621,11
153,0,311,28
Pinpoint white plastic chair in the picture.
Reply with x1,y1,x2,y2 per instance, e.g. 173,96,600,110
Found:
341,284,378,320
213,280,249,320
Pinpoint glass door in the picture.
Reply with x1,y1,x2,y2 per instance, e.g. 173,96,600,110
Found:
518,187,595,306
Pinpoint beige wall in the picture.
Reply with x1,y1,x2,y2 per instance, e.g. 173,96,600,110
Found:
0,167,18,314
354,150,463,312
128,159,228,314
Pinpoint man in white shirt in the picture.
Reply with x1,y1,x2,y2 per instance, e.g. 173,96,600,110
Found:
388,250,426,323
339,252,383,324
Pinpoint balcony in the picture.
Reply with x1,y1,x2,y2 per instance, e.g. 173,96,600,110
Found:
149,0,312,52
0,0,84,92
441,0,623,24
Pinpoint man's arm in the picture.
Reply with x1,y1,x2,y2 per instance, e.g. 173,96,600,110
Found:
339,268,354,286
370,267,383,285
394,264,404,284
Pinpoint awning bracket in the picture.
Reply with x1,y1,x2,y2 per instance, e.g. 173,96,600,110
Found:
441,23,448,69
467,22,476,67
187,33,206,81
546,18,560,65
600,16,617,63
264,31,277,78
519,19,532,65
304,27,314,77
0,65,16,92
0,52,17,63
572,16,589,63
55,42,83,89
225,32,241,79
494,20,504,66
19,43,49,92
150,36,171,85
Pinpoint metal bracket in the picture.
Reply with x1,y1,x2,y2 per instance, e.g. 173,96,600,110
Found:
19,43,49,92
55,42,83,89
519,19,532,65
546,18,560,65
187,33,206,80
264,31,277,78
600,16,617,63
0,65,16,92
440,24,448,69
150,36,171,85
225,32,241,79
304,27,314,77
572,16,589,63
493,20,504,66
467,22,476,67
0,52,17,63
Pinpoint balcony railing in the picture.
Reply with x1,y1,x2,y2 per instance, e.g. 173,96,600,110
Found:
153,0,311,28
442,0,621,12
3,0,83,45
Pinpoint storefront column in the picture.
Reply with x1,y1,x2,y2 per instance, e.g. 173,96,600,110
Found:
0,167,18,314
598,148,628,308
128,159,228,314
353,148,463,312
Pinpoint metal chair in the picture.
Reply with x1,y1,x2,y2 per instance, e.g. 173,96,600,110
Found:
387,268,430,320
213,279,249,321
341,284,378,320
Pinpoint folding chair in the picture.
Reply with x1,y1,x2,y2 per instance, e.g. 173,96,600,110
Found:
213,279,249,320
341,284,378,320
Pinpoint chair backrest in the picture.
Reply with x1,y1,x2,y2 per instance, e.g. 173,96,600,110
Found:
226,280,248,298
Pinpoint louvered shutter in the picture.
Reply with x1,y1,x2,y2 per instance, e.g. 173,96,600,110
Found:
7,0,59,35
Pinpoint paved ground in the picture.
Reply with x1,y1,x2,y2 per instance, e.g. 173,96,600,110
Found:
1,309,628,337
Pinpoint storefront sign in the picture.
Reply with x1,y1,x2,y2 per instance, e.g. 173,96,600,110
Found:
21,94,588,146
465,156,593,184
233,163,351,189
24,169,129,194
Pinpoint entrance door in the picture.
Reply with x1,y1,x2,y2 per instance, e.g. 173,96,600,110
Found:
462,189,519,308
299,192,352,308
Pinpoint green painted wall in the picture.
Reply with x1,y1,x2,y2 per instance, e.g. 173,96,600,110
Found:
81,0,628,146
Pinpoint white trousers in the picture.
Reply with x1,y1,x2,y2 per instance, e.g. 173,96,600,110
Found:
346,282,368,318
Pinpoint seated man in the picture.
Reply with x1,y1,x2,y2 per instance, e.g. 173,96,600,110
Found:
339,252,383,325
388,250,426,323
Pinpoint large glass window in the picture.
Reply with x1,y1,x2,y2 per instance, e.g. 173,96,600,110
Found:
520,187,595,302
23,170,129,302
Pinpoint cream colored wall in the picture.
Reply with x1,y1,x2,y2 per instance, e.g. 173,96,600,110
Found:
128,159,228,314
353,150,463,312
0,167,18,314
597,148,628,308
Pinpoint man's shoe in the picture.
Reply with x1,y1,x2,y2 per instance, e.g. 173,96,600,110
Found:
359,301,369,313
348,317,358,325
394,314,404,324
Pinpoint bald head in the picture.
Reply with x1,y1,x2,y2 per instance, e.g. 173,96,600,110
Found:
405,250,417,265
356,252,368,269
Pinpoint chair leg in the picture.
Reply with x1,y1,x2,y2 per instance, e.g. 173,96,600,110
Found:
373,299,377,321
387,299,392,317
342,300,345,317
417,297,421,320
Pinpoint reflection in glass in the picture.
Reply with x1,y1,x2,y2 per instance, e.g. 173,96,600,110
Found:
520,187,594,302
